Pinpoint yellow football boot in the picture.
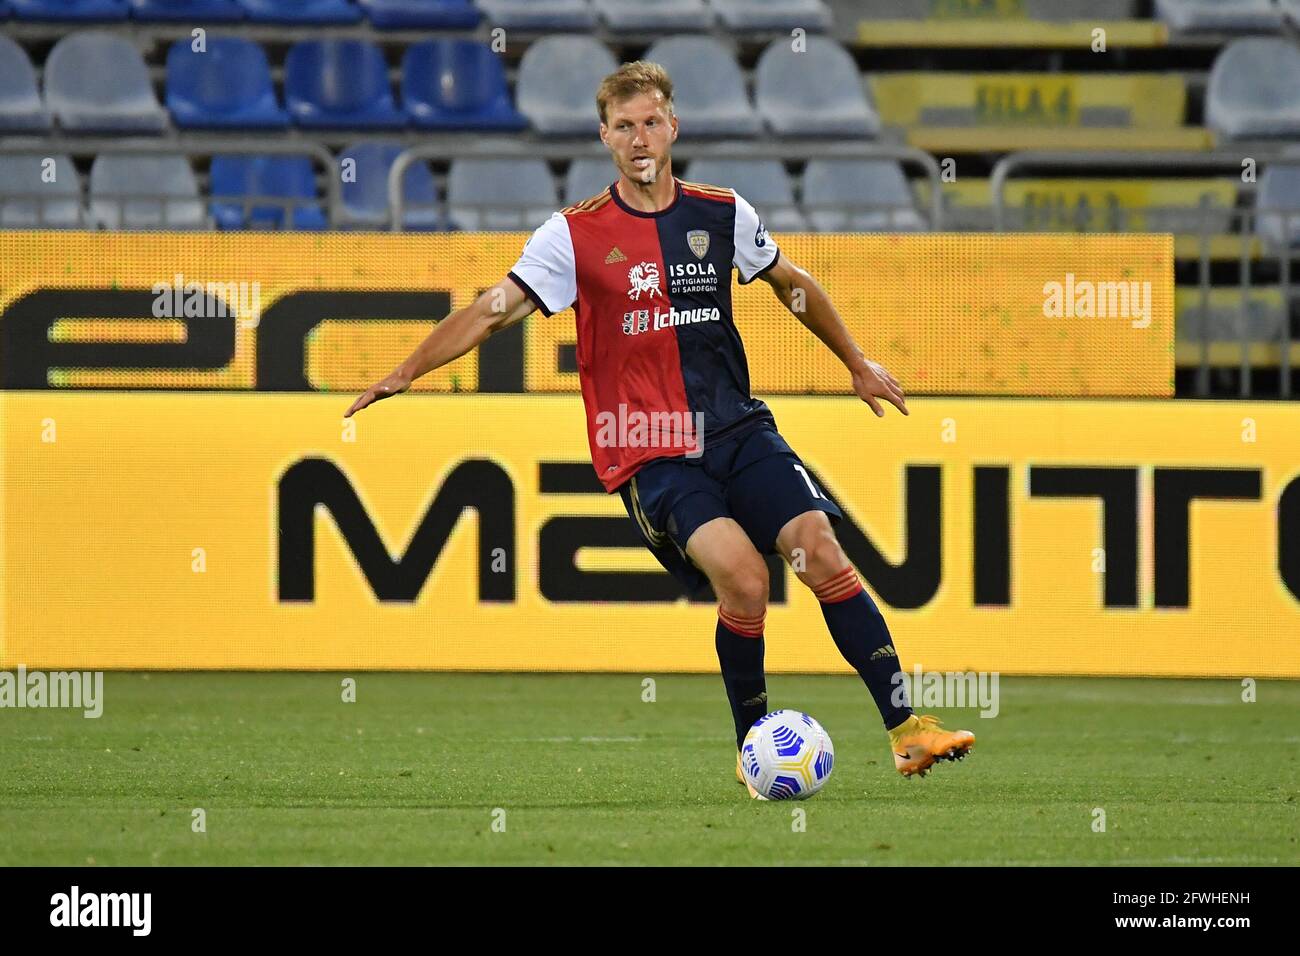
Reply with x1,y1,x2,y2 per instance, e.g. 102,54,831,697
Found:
888,714,975,778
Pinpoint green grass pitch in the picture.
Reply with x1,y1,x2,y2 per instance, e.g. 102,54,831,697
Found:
1,673,1296,866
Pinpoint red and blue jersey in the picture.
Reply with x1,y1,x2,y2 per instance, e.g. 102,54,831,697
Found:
507,176,781,492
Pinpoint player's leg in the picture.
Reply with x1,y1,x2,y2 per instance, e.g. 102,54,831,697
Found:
682,515,771,752
774,510,974,778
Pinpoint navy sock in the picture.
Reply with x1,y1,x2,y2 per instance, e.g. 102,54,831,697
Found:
715,609,768,750
813,566,913,730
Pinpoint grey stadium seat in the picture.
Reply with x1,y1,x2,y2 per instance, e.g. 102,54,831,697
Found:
754,37,879,138
1206,38,1300,139
594,0,713,31
644,37,761,137
1255,153,1300,247
1178,296,1286,345
712,0,831,31
476,0,596,29
565,157,617,204
802,159,926,232
0,35,51,132
1154,0,1283,32
45,33,167,133
88,155,205,230
0,154,83,228
1287,0,1300,28
516,36,617,136
447,158,558,231
682,157,807,232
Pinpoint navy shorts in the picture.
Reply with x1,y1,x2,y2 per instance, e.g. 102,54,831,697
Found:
616,418,843,596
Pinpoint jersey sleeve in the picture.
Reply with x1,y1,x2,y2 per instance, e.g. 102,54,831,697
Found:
732,190,780,285
507,212,577,317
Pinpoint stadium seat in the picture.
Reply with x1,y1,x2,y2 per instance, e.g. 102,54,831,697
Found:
1154,0,1283,32
593,0,713,31
0,34,51,131
754,37,879,138
45,33,167,132
681,158,807,231
1177,289,1287,348
130,0,243,20
88,154,205,230
401,40,526,131
358,0,479,28
802,159,926,232
643,37,761,137
712,0,830,31
339,141,442,230
564,157,615,204
1255,155,1300,247
447,158,557,231
0,154,83,227
475,0,595,29
516,36,617,136
166,38,287,129
236,0,360,22
209,155,328,230
285,40,405,129
1287,0,1300,28
1206,38,1300,140
9,0,128,20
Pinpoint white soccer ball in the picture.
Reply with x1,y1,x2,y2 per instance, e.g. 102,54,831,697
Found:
740,709,835,800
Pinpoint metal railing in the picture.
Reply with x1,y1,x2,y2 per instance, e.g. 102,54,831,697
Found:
989,150,1300,398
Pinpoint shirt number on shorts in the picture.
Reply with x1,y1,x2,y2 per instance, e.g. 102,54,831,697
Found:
793,463,825,500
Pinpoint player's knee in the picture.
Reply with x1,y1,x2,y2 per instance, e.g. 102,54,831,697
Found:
786,520,849,585
714,558,769,618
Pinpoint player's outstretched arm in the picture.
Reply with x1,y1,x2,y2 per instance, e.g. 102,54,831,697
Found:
758,256,908,418
344,278,538,417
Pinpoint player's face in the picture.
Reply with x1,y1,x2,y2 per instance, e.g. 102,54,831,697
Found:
601,92,678,185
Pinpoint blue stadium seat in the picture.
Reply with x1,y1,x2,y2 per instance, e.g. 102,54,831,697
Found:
45,32,168,132
358,0,479,28
209,155,327,230
167,38,287,129
0,154,83,228
285,40,405,129
754,37,879,138
236,0,360,23
476,0,595,29
594,0,712,31
401,40,526,131
0,34,51,131
130,0,243,20
0,0,11,14
89,154,205,230
447,158,557,231
339,141,443,230
10,0,128,19
644,37,761,137
681,158,807,231
516,36,616,136
1206,38,1300,140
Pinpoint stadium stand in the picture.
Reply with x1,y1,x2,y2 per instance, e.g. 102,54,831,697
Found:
682,157,807,231
0,153,82,226
209,154,328,229
643,36,761,138
712,0,831,32
129,0,244,21
1205,38,1300,139
446,156,556,230
754,36,880,137
475,0,595,30
235,0,360,23
339,140,441,229
9,0,129,20
593,0,714,32
515,35,617,135
802,158,926,232
285,39,405,128
1154,0,1284,33
358,0,480,29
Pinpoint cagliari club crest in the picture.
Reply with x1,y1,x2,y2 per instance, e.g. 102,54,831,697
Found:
686,230,710,260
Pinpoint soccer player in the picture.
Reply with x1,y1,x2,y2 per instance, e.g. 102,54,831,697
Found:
346,62,974,793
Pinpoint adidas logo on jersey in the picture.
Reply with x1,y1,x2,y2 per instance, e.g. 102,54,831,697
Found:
605,246,627,264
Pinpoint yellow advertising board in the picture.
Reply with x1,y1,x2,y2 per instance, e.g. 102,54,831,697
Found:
2,394,1295,676
0,231,1173,397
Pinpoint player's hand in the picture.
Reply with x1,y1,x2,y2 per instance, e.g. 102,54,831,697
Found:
345,370,412,417
851,359,908,418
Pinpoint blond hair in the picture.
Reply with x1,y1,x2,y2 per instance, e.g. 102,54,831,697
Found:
596,61,675,125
